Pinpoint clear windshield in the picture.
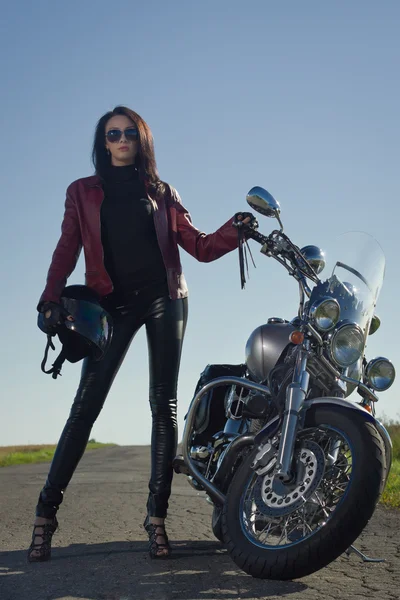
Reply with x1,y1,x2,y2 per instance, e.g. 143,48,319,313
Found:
309,232,385,339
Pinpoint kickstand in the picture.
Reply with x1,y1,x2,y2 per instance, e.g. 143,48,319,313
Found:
345,545,386,563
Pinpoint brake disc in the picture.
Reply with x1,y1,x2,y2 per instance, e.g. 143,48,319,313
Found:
253,440,326,517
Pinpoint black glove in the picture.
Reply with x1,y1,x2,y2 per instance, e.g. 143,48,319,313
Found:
233,212,259,231
38,301,73,335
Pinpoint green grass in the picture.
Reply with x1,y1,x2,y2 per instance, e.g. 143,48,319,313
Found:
380,420,400,509
386,423,400,462
381,460,400,509
0,441,116,468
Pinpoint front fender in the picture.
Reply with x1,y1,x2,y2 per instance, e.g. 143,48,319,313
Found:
303,396,376,420
304,397,393,481
253,398,375,445
254,397,392,484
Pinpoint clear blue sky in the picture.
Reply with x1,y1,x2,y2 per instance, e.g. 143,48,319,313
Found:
1,0,399,446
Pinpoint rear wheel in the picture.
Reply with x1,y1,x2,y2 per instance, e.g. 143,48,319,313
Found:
221,406,385,580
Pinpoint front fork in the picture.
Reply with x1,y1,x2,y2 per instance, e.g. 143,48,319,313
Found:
275,341,310,482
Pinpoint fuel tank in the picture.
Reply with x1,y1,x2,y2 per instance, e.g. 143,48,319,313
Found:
245,319,296,382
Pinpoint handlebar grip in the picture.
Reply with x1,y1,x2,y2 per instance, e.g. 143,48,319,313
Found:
245,228,268,245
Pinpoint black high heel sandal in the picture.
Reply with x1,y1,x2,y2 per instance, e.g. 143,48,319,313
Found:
27,517,58,563
143,515,171,559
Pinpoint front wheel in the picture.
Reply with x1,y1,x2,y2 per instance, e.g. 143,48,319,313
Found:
221,406,385,580
212,505,223,542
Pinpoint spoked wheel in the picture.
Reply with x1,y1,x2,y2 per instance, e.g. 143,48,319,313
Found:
221,406,385,580
243,430,350,546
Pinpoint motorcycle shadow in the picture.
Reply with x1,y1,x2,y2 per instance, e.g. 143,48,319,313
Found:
1,540,308,600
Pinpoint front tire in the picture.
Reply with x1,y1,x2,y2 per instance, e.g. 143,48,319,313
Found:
212,505,223,542
221,406,385,580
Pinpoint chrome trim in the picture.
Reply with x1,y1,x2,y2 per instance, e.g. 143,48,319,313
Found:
276,344,310,481
306,322,324,345
298,276,312,319
318,354,379,403
298,281,305,319
182,376,270,505
299,274,312,298
341,375,379,402
318,354,342,378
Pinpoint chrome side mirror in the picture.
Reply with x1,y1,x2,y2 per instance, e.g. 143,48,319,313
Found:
246,186,281,219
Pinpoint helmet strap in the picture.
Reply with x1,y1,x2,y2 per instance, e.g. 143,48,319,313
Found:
41,334,67,379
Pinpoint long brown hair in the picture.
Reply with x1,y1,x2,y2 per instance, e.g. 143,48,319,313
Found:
92,106,160,186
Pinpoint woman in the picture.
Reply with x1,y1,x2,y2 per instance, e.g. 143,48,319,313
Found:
28,106,253,561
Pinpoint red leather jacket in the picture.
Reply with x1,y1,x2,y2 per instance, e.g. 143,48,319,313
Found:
39,176,239,305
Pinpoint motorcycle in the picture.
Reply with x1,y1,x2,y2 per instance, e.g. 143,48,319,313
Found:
173,186,395,580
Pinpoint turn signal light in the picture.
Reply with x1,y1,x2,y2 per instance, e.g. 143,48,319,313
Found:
289,331,305,345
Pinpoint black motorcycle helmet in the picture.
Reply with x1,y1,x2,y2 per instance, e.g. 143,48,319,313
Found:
38,285,113,379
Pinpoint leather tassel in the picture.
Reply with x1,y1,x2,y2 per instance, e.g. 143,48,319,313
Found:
238,228,256,289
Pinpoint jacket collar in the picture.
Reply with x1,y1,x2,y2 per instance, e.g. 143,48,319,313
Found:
82,174,156,206
83,175,103,188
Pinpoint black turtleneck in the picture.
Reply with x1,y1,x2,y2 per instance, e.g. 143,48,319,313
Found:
100,164,168,301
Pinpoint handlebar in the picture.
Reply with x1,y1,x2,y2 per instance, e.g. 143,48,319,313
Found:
244,225,320,286
244,228,269,246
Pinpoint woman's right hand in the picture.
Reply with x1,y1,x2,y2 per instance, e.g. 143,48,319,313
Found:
38,301,74,334
233,212,259,231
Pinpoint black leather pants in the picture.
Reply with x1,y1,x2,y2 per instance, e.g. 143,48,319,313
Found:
36,293,188,519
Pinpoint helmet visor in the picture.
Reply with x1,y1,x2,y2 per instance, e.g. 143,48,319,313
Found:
61,298,113,359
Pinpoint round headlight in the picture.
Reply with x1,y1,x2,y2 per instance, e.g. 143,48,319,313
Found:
310,297,340,332
330,323,364,367
365,357,396,391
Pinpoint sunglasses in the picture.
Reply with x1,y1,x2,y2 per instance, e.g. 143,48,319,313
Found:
105,127,139,143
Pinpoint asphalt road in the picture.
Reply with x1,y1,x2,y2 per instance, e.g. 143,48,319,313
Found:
0,446,399,600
